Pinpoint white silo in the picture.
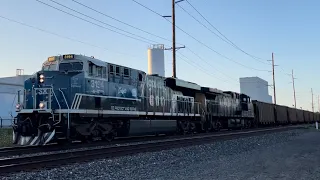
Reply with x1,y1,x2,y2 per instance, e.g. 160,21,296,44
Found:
148,44,165,77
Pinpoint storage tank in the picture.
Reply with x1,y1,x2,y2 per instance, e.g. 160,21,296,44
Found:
147,44,165,77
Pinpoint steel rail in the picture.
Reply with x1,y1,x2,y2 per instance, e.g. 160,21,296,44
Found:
0,125,298,157
0,125,305,175
0,124,308,157
0,134,170,157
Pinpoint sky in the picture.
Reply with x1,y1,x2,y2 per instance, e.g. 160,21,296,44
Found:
0,0,319,111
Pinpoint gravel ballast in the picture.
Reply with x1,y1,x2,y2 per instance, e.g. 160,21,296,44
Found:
2,127,320,180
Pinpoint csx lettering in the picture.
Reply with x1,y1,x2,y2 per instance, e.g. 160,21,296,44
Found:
37,89,49,95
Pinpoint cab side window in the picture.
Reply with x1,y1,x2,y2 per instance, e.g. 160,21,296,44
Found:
89,62,93,76
116,66,120,76
88,62,106,79
124,68,130,78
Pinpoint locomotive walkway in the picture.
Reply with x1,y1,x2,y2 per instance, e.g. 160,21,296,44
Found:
0,125,305,175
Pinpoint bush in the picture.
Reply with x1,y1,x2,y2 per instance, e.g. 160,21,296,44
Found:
0,128,13,147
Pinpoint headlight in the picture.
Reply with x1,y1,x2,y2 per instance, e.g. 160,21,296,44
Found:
39,74,45,83
39,102,45,109
15,104,21,112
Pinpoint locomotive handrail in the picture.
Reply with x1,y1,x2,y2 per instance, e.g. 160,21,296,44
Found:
51,88,62,126
51,89,61,110
23,89,26,109
59,88,70,135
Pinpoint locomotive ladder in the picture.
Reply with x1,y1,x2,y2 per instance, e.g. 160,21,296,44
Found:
50,88,70,139
58,88,70,138
34,87,70,139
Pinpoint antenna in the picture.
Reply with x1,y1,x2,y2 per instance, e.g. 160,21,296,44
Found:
16,69,24,76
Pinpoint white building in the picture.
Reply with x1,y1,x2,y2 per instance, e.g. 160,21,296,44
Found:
239,76,273,103
0,70,31,127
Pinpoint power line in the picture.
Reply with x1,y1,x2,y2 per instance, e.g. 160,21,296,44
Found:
1,12,229,86
34,0,243,83
0,14,239,87
0,15,143,59
35,0,154,44
176,52,234,85
47,0,160,44
185,48,239,83
132,0,165,17
132,0,269,72
70,0,173,44
186,0,293,79
184,0,269,64
43,0,238,85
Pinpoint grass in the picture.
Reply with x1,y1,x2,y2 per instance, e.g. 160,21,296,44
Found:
0,128,13,147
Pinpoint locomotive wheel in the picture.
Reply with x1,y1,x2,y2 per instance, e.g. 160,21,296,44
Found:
102,131,117,142
206,120,214,132
56,138,70,145
102,133,115,142
208,120,221,132
81,135,92,143
215,121,221,131
247,120,252,129
178,120,190,135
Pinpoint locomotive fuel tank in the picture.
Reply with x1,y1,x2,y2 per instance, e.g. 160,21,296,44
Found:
127,119,177,136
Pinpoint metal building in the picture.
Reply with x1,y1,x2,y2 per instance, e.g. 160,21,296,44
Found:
147,44,165,77
239,76,272,103
0,69,31,127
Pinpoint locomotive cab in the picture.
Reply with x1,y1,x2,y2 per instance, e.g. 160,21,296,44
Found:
240,93,250,111
13,54,84,146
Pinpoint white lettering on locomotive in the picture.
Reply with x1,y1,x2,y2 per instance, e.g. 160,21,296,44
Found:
90,79,104,89
111,106,137,111
149,95,154,106
36,89,49,95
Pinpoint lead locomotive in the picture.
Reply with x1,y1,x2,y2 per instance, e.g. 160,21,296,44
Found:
13,54,254,146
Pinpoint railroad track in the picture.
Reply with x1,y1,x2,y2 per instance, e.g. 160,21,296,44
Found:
0,126,268,157
0,134,171,157
0,125,300,158
0,125,305,175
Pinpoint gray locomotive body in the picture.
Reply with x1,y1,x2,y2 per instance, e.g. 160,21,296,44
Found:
13,54,254,146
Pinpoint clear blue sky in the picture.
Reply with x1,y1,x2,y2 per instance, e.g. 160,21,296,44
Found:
0,0,319,111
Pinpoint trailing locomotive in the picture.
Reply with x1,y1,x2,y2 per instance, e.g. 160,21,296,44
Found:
14,54,316,146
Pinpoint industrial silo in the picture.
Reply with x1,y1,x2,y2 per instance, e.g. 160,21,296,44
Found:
147,44,165,77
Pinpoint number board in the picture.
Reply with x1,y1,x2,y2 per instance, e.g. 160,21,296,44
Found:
63,54,75,60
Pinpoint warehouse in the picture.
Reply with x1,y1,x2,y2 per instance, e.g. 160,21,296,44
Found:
239,76,273,103
0,70,30,127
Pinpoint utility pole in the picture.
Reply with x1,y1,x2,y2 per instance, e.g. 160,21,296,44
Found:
291,69,297,108
164,0,185,78
172,0,176,78
318,95,320,112
272,53,277,104
311,88,314,112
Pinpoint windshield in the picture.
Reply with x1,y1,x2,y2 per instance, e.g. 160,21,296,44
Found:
42,62,58,71
59,62,83,72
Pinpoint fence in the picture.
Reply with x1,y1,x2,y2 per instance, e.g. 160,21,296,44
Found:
0,117,13,128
